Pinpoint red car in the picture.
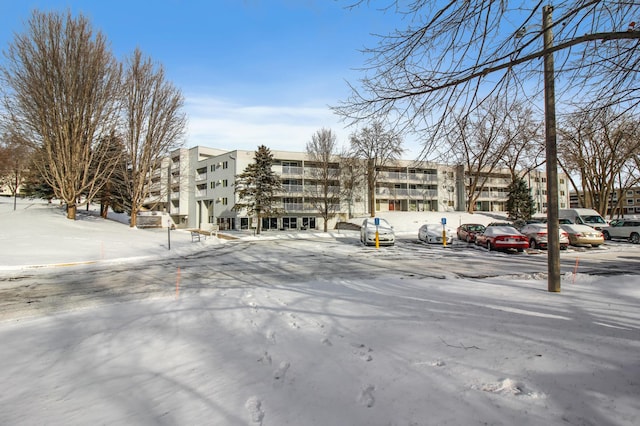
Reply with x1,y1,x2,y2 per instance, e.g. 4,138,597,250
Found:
456,223,486,243
475,225,529,252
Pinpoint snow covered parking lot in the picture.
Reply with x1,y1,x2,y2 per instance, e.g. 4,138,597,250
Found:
1,198,639,425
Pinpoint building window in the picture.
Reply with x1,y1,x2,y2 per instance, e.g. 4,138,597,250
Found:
210,182,215,189
559,178,565,184
627,190,634,197
222,161,228,169
627,198,633,205
221,197,228,205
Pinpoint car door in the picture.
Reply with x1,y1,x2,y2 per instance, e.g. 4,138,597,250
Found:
610,220,628,239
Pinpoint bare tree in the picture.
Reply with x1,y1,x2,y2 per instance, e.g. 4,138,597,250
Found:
1,10,122,219
500,102,545,179
305,128,342,232
443,98,515,213
335,2,640,292
349,121,403,217
120,48,186,228
338,150,365,219
558,108,640,217
0,130,33,210
336,2,640,154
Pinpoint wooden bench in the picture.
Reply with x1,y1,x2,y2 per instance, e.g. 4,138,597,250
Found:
190,230,201,242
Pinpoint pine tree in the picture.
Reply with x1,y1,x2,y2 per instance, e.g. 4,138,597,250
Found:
234,145,283,234
506,177,536,221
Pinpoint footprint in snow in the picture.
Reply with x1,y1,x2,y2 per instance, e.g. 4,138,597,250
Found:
358,384,376,408
351,343,373,362
257,351,272,365
245,396,265,424
477,378,545,399
273,361,290,381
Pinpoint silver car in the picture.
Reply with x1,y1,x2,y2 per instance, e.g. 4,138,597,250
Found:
360,218,395,246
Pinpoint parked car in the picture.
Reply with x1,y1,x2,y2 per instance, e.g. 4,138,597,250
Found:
558,208,607,230
512,218,543,230
360,217,395,246
560,223,604,247
601,219,640,244
419,224,454,244
456,223,486,243
519,223,569,250
475,225,529,252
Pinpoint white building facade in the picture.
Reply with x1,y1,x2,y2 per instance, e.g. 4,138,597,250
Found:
144,146,571,231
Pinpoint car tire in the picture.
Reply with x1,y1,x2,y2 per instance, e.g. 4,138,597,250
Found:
530,239,537,249
603,230,611,240
517,248,524,253
466,235,472,243
631,233,640,244
486,241,492,251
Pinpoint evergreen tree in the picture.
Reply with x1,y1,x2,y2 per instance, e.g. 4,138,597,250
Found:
234,145,283,234
506,177,536,221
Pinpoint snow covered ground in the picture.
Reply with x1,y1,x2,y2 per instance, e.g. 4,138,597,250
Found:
0,197,638,425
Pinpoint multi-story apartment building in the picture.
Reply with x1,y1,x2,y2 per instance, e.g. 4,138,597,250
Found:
145,146,570,231
570,187,640,217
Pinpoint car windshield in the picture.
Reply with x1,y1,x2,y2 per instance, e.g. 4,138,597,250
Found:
365,218,391,228
583,215,605,224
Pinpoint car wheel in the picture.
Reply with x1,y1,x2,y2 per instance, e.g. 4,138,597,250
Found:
603,230,611,240
486,241,492,251
466,235,472,243
517,248,524,253
529,239,537,249
631,233,640,244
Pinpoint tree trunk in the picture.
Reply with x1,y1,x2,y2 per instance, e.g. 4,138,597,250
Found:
67,204,77,220
100,201,109,219
130,208,138,227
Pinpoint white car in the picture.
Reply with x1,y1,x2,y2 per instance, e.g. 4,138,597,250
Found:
602,219,640,244
418,224,454,244
360,218,395,246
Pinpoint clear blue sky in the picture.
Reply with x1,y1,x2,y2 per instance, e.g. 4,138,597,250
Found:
0,0,421,157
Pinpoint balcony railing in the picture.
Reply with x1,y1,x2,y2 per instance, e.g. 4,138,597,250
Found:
376,188,438,198
280,202,341,212
281,184,304,193
303,185,341,194
475,191,509,199
303,168,341,178
282,166,303,175
378,171,439,182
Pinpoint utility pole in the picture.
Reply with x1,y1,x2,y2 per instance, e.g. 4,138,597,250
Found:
543,5,561,292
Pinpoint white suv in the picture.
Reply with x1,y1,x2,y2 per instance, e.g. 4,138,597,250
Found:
602,219,640,244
